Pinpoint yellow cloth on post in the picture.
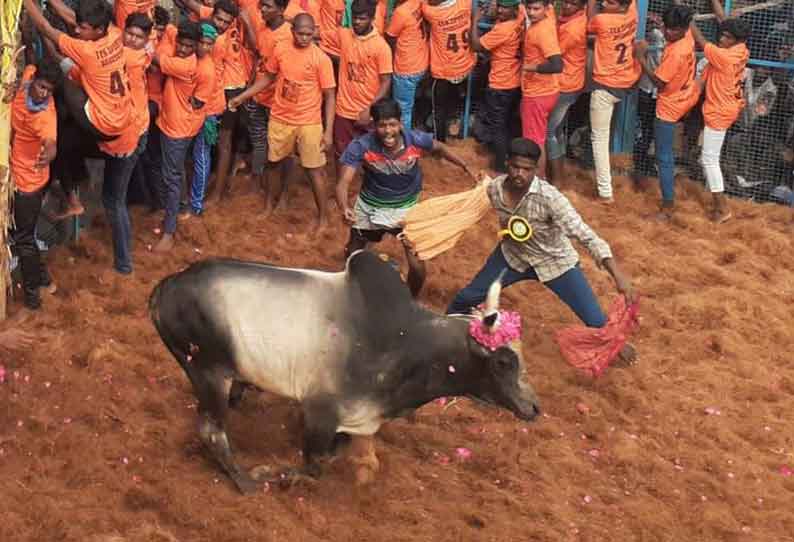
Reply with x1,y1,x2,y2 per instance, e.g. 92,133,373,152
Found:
403,178,493,261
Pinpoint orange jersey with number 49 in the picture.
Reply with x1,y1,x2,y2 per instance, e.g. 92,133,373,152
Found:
421,0,475,81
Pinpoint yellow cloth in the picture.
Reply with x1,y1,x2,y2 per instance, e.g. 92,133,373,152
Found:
403,178,493,261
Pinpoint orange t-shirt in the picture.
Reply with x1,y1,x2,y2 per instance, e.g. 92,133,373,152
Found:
215,22,249,90
156,54,203,139
10,66,57,193
266,40,336,125
114,0,155,30
479,16,522,90
319,0,346,58
521,14,560,97
557,10,587,93
386,0,429,76
655,30,699,123
336,28,393,120
588,0,641,89
285,0,322,23
421,0,476,81
195,54,217,110
188,5,215,22
237,0,266,79
254,22,294,108
125,47,152,136
57,28,132,136
702,42,750,130
148,24,177,107
374,0,387,34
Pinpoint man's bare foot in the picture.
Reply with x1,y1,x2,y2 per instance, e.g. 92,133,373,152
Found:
613,343,638,368
178,210,199,222
152,233,175,253
44,283,57,295
710,208,732,224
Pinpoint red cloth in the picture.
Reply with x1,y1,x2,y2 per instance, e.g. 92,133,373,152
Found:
555,296,640,377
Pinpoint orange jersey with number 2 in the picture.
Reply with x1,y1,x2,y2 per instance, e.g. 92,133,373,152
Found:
588,0,641,89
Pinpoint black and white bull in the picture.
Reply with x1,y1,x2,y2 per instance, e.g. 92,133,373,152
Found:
149,251,540,494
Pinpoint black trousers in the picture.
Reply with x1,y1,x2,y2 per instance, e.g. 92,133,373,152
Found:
12,188,51,308
633,89,657,176
431,77,468,142
483,87,521,172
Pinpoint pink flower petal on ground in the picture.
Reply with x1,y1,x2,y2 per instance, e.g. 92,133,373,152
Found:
588,449,600,458
436,397,447,406
455,447,472,460
780,466,794,477
583,495,592,504
448,365,456,374
0,366,5,384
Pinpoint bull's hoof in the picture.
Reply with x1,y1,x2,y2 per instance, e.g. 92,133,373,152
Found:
270,468,319,489
232,472,264,495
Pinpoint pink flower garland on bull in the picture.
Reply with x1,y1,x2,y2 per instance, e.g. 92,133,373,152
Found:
468,273,522,351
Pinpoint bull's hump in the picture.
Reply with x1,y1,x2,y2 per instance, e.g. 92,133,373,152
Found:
210,266,351,400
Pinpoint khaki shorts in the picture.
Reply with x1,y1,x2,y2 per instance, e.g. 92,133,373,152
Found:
267,119,326,168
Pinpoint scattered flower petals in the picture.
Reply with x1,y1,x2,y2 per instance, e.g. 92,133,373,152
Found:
16,420,23,427
448,365,456,374
0,366,5,383
704,407,721,416
582,495,592,504
727,472,735,479
587,449,600,458
132,475,142,483
193,248,202,254
153,228,161,235
455,447,472,460
741,526,751,533
780,466,793,477
122,457,129,465
63,417,72,424
44,381,51,388
436,397,447,407
13,371,20,380
23,375,30,383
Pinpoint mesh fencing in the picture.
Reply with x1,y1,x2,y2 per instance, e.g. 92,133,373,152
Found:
632,0,794,205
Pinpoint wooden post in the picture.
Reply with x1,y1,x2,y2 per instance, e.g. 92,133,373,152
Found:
1,0,25,321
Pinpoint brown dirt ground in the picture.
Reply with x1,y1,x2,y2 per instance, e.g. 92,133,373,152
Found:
2,141,794,542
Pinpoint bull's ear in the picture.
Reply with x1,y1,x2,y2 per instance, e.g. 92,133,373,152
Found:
482,313,498,328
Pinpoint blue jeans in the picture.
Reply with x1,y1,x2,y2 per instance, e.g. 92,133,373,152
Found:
546,91,581,161
102,133,146,274
446,246,607,328
654,117,676,203
160,134,193,234
392,71,425,129
190,115,218,214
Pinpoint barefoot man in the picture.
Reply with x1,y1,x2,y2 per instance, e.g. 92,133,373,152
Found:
229,13,335,232
336,98,476,297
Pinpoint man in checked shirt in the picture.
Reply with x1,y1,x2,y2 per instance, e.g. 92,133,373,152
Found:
447,137,637,363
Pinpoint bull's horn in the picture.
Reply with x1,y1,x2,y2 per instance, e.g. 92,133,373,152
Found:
483,269,507,330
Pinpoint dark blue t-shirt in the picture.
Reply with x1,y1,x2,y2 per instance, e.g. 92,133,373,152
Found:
340,129,435,208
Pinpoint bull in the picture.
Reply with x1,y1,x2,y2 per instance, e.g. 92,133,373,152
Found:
149,251,540,494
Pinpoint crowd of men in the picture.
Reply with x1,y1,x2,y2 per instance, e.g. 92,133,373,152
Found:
5,0,748,360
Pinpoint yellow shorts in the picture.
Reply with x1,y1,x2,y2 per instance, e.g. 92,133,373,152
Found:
267,119,326,169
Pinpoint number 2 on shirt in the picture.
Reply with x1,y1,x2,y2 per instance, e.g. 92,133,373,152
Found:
446,30,471,53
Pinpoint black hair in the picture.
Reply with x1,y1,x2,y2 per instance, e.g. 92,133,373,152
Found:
662,5,692,30
292,12,316,28
214,0,240,18
75,0,113,31
371,98,402,123
34,57,62,86
720,18,751,42
351,0,376,17
272,0,290,10
125,12,154,35
508,138,541,162
154,5,171,26
177,21,202,43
